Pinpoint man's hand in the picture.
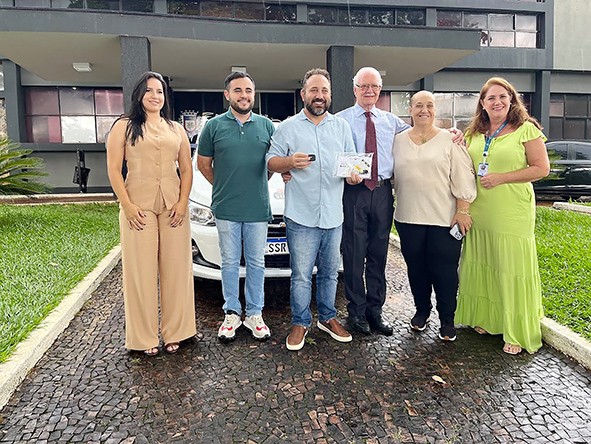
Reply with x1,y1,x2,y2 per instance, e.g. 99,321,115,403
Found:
346,172,363,185
291,152,313,169
281,172,292,183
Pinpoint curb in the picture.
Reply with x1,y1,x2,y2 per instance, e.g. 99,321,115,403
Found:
388,232,591,371
541,317,591,371
0,245,122,410
552,201,591,215
0,193,116,205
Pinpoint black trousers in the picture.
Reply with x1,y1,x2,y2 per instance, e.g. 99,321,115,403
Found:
342,182,394,318
394,221,462,325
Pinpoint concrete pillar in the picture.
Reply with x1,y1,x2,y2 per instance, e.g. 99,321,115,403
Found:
3,61,25,142
420,75,435,92
326,46,354,113
120,36,151,113
153,0,167,14
532,70,550,132
296,4,307,22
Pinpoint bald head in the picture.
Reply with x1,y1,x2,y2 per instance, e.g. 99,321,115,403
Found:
410,90,435,106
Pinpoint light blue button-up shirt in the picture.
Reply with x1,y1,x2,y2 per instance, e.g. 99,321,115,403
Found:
266,110,355,229
337,103,410,180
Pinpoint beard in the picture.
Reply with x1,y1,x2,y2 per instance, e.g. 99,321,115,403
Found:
229,100,253,115
304,98,330,116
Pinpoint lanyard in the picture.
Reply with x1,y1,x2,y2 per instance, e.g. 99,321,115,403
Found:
482,120,508,160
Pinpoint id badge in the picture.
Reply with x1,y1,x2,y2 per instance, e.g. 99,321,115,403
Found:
477,162,489,177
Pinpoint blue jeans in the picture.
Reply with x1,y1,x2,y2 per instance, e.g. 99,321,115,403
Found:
216,218,267,316
286,217,341,327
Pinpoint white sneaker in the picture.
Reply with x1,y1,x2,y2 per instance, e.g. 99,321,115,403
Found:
218,313,242,341
243,315,271,340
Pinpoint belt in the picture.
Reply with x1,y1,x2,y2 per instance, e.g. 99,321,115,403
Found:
374,178,391,188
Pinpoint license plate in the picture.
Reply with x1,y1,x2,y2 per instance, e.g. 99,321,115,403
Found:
265,237,289,255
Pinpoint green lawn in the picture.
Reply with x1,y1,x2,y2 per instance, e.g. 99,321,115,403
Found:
536,206,591,341
0,203,120,363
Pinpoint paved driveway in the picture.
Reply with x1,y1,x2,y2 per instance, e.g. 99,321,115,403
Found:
1,247,590,443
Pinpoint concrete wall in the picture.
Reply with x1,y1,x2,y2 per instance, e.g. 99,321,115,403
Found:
553,0,591,70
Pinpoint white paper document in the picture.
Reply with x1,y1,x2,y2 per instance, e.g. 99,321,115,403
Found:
334,153,373,179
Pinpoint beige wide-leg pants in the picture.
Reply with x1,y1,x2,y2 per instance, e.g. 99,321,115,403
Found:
119,191,196,350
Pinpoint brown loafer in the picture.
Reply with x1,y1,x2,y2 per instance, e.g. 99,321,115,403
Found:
286,325,308,351
317,319,352,343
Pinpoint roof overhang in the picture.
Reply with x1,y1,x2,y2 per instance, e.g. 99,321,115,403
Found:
0,9,481,90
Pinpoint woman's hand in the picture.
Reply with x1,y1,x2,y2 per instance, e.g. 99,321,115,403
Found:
169,200,188,228
122,203,147,231
480,173,505,189
451,212,472,235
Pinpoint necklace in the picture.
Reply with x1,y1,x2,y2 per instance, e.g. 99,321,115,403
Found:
412,128,436,144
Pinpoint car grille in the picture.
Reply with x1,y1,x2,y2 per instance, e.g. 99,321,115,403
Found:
240,216,290,269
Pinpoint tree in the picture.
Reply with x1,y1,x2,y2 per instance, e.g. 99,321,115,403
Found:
0,138,52,195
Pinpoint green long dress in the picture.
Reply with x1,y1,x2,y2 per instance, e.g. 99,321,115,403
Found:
456,121,546,353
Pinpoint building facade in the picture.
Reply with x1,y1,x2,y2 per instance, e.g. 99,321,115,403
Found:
1,0,589,193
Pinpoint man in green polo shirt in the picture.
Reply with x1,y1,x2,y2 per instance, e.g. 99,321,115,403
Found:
197,71,275,342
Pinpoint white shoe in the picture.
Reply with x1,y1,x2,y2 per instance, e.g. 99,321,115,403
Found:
243,315,271,340
218,313,242,341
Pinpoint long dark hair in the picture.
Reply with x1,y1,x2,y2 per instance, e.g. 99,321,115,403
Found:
120,71,173,146
466,76,541,137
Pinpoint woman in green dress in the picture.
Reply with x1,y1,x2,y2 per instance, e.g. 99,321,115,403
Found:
456,77,550,355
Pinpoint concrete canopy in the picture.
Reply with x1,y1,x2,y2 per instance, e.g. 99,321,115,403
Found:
0,8,481,90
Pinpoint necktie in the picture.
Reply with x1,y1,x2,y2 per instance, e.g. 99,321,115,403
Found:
364,111,378,191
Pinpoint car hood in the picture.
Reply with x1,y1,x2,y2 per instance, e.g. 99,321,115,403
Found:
189,156,286,215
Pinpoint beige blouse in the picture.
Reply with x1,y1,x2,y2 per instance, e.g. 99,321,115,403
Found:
393,129,476,227
124,120,183,211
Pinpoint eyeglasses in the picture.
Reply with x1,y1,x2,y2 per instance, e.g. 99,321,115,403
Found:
355,84,382,91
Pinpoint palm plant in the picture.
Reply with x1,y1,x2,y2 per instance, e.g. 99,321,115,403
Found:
0,137,52,195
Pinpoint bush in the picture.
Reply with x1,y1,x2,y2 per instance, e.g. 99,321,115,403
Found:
0,138,52,195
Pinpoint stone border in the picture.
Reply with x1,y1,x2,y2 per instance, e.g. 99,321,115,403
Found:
552,201,591,214
388,233,591,370
0,193,116,205
0,245,121,410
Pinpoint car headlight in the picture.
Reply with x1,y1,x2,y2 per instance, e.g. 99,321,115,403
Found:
189,201,215,226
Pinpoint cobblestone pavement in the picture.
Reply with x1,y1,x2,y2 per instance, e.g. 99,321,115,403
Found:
1,247,591,444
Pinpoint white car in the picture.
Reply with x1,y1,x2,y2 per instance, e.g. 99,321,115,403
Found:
188,155,292,280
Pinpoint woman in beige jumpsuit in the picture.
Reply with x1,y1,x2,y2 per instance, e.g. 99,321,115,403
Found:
107,72,196,356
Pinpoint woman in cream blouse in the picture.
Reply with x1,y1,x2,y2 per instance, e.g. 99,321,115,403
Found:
392,90,476,342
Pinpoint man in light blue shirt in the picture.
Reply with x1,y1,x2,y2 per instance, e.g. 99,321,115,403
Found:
336,67,410,337
267,68,360,351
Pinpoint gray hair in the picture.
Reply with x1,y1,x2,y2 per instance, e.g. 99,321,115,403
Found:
353,67,382,87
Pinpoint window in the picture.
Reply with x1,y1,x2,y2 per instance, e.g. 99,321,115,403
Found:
437,10,539,48
369,10,392,25
338,8,366,25
201,1,233,18
235,3,264,20
333,7,424,26
549,94,591,141
396,9,425,26
309,7,337,23
51,0,153,12
166,1,295,22
390,92,412,125
0,99,6,139
24,87,123,144
265,4,295,22
14,0,50,6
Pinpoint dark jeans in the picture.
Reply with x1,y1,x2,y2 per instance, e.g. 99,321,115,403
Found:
394,221,462,325
342,182,394,318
